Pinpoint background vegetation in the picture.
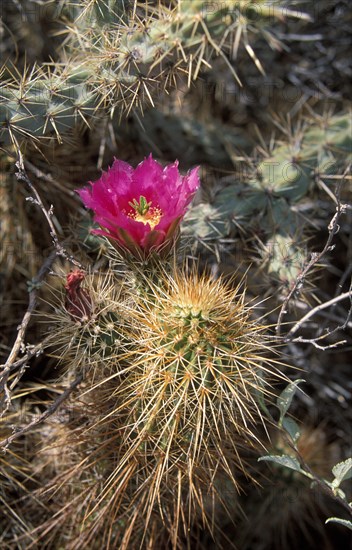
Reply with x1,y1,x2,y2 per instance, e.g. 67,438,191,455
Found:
0,1,351,548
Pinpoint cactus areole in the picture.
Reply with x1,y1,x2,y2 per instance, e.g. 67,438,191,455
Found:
77,155,200,257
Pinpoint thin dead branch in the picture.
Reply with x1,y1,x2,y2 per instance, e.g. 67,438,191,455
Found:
286,287,352,347
0,155,84,414
15,152,83,269
276,176,350,336
0,374,83,450
0,251,57,416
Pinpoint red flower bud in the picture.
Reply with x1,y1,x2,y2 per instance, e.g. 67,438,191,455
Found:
64,269,92,322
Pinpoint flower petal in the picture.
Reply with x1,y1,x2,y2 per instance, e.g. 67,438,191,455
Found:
77,154,200,258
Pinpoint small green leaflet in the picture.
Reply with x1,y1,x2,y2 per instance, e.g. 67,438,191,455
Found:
332,458,352,488
277,379,305,425
282,417,301,443
258,454,311,478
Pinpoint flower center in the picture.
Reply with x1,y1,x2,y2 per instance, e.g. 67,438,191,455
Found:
128,195,162,229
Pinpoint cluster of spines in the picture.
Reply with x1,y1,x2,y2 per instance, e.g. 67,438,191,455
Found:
0,1,308,145
183,112,352,294
27,263,287,548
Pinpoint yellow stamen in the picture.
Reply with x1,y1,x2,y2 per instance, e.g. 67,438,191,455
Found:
128,196,162,228
131,208,162,228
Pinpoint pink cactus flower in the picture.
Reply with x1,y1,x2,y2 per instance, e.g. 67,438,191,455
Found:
77,155,200,257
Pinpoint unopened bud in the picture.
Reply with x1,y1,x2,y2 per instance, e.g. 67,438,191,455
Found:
64,269,93,322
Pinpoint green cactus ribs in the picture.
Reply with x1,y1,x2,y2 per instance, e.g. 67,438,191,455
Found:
0,68,97,145
182,111,352,292
66,264,288,546
0,0,309,145
47,269,127,376
112,266,286,454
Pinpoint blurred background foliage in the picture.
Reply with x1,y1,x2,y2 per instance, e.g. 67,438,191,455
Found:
0,1,351,548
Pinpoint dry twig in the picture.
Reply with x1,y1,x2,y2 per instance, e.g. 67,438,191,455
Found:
15,152,83,268
276,176,350,337
0,155,84,414
286,287,352,349
0,374,83,450
0,251,57,415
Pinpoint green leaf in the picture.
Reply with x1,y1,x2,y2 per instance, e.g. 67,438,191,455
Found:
332,458,352,488
258,454,310,478
277,379,305,424
282,417,301,443
325,518,352,531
